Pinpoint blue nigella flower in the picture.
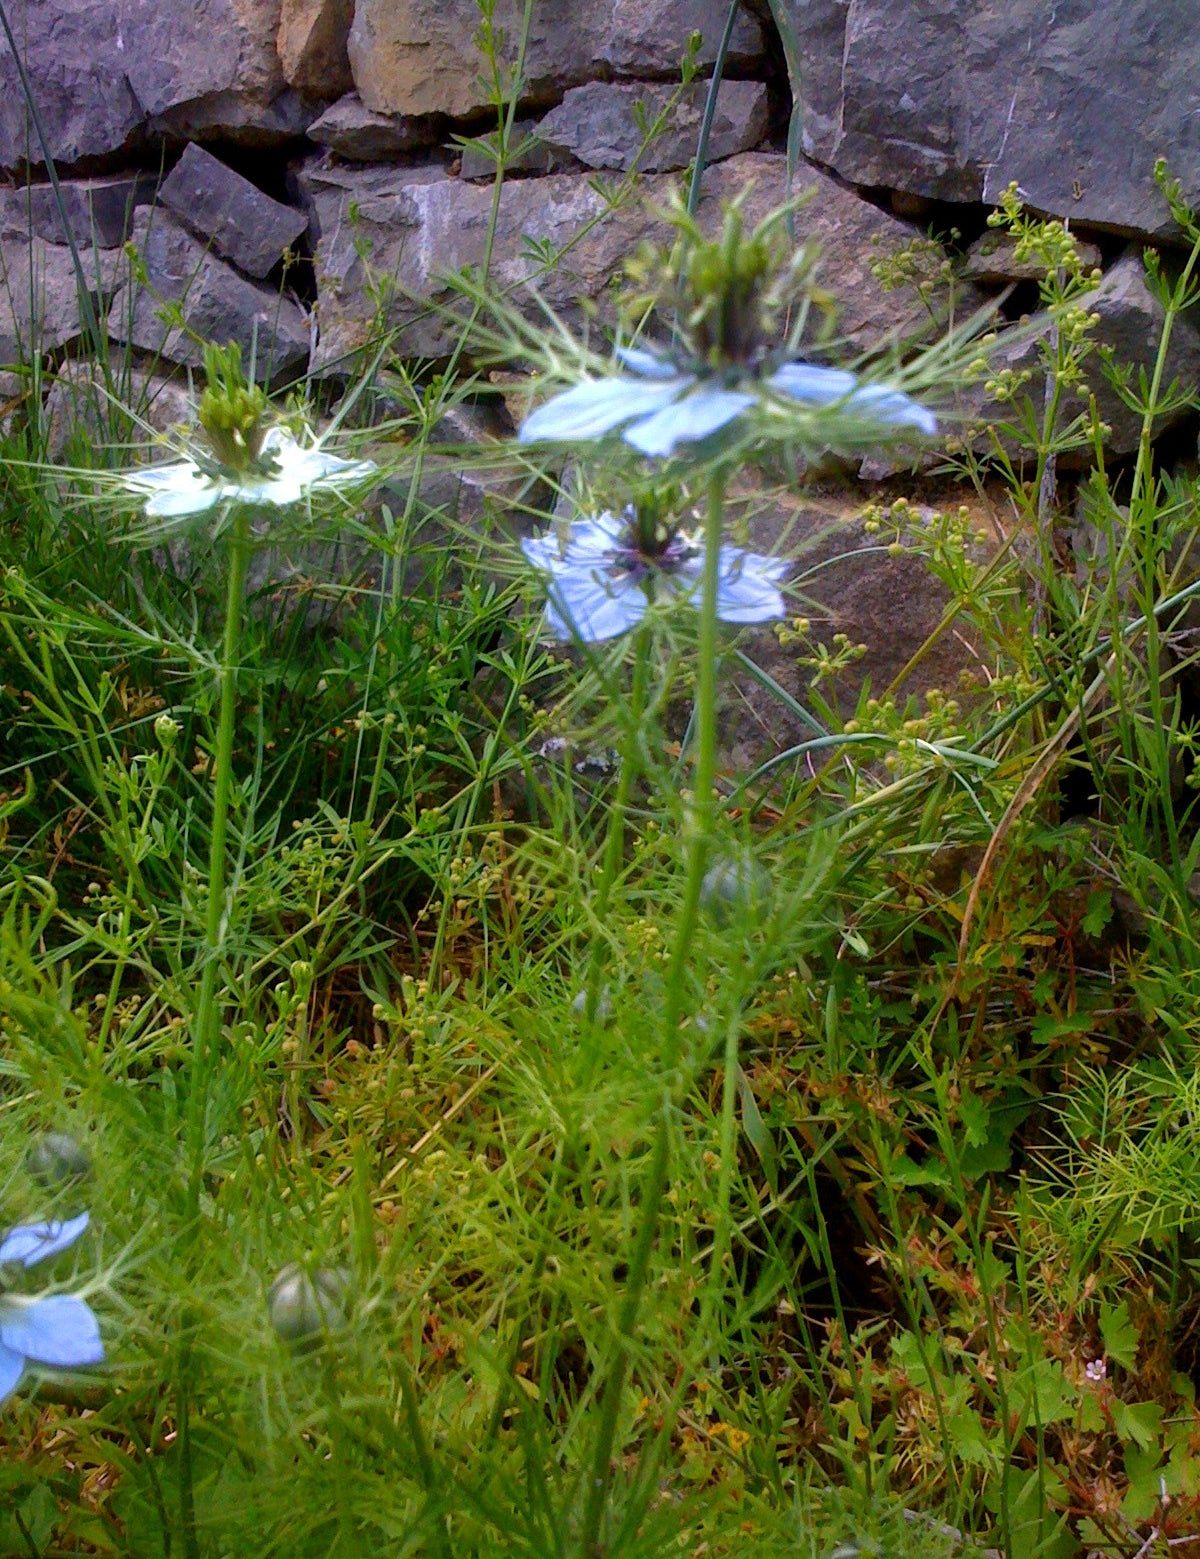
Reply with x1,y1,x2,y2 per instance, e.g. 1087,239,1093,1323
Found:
0,1213,103,1404
522,505,787,643
518,346,937,458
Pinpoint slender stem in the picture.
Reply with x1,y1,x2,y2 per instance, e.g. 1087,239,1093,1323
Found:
187,504,252,1183
583,624,651,1024
576,470,727,1559
176,507,252,1559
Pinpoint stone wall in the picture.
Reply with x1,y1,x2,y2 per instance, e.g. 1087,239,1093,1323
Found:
6,0,1200,757
3,0,1196,405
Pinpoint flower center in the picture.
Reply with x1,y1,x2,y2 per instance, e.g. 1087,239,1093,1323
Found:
197,341,275,480
610,501,697,577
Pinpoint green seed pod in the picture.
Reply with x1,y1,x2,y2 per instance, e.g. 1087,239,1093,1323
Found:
267,1264,349,1347
27,1132,92,1189
700,853,770,925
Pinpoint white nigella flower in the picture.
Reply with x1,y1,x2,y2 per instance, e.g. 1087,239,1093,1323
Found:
124,426,376,519
522,505,787,643
0,1212,103,1404
518,345,937,458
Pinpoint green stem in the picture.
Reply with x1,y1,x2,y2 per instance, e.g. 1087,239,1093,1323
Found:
187,504,252,1184
583,625,651,1024
576,471,727,1559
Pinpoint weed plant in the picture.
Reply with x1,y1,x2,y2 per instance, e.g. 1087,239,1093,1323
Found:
4,4,1200,1558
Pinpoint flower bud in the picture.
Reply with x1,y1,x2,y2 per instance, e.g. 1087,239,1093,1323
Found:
700,852,770,925
154,714,181,749
267,1264,349,1347
27,1132,91,1189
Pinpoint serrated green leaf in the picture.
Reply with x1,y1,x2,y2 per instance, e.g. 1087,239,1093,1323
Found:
1110,1397,1163,1450
1100,1300,1140,1371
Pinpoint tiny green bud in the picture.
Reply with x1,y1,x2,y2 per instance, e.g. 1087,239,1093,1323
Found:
154,713,181,749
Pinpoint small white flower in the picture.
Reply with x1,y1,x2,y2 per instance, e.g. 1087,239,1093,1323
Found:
1085,1357,1107,1382
523,506,787,644
124,427,376,518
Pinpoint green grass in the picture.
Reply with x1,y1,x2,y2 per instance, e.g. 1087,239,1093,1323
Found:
5,10,1200,1557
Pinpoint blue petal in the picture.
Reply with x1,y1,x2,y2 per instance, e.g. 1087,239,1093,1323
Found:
544,570,647,643
623,386,756,457
0,1213,89,1269
0,1296,104,1367
714,548,788,623
846,384,938,435
673,547,787,624
613,345,679,380
523,513,625,574
769,362,858,404
558,512,627,566
518,376,689,444
521,532,562,571
0,1343,23,1402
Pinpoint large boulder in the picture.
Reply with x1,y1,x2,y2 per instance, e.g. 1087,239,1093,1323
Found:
303,151,981,370
0,0,306,172
0,2,143,171
778,0,1200,240
347,0,767,119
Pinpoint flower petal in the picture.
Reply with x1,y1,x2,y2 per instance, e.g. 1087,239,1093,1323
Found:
518,376,689,444
522,513,624,573
623,386,756,457
0,1342,24,1402
846,384,938,435
613,345,679,380
714,547,788,623
544,569,647,643
258,432,377,498
558,512,627,566
0,1213,89,1268
0,1296,103,1367
769,362,858,404
672,547,786,624
125,462,223,518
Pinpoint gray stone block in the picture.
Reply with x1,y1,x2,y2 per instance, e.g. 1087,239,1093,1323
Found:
107,210,310,382
158,144,309,279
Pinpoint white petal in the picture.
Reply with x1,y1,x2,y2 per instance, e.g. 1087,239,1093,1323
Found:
544,569,647,643
126,462,223,518
0,1343,24,1401
518,376,690,444
0,1295,103,1367
261,433,375,495
0,1213,89,1268
622,386,756,457
613,345,678,380
769,362,857,404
